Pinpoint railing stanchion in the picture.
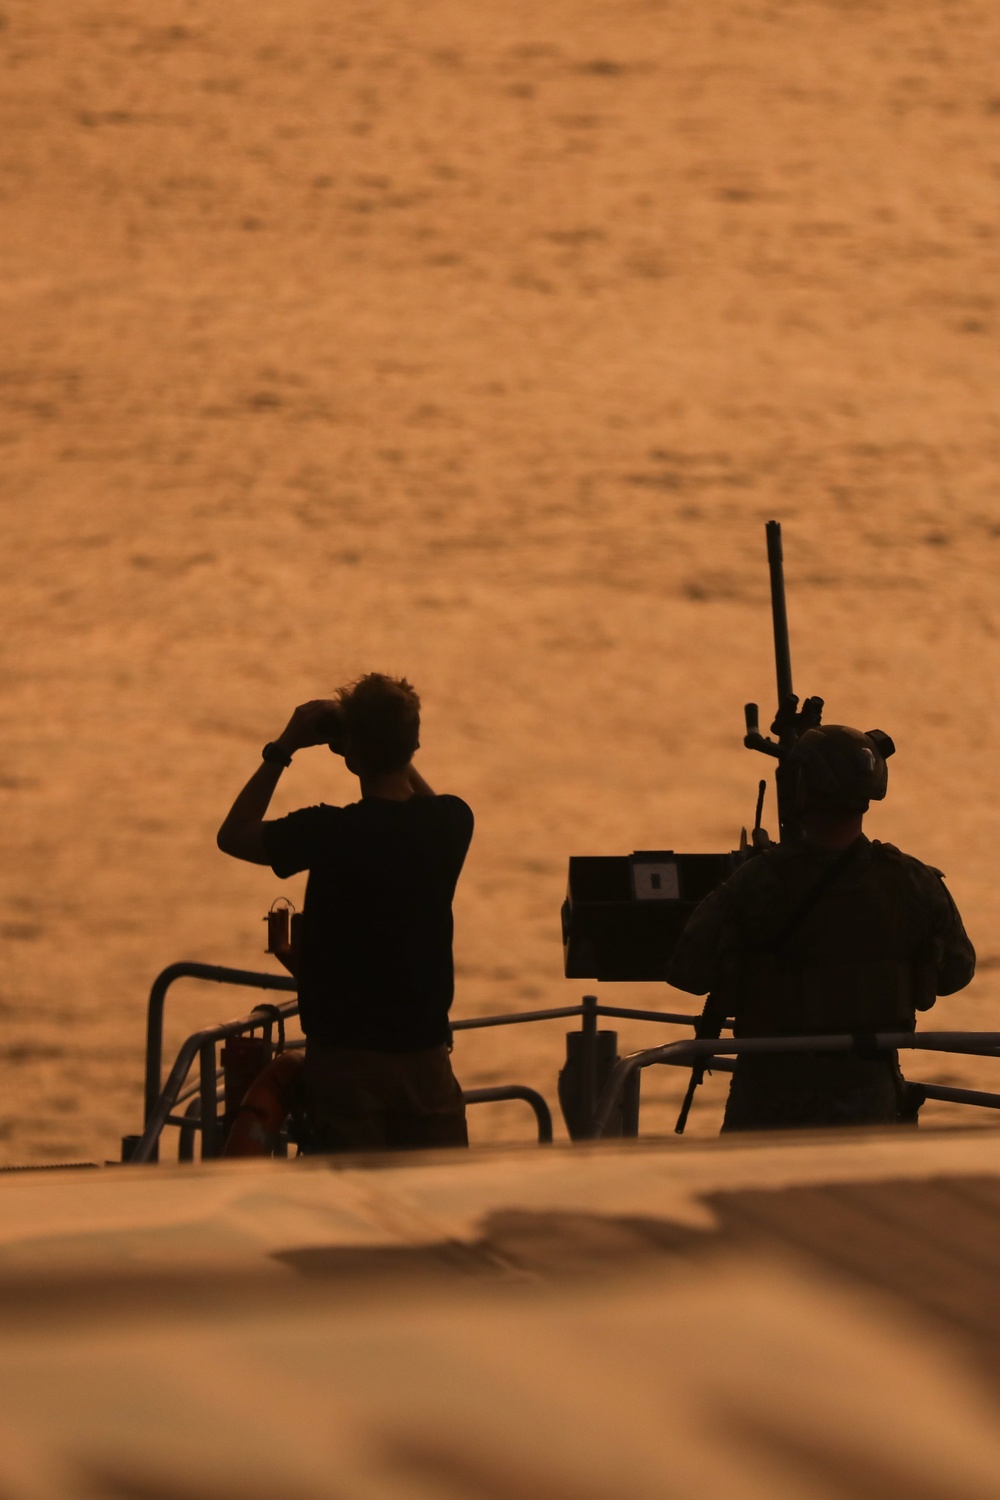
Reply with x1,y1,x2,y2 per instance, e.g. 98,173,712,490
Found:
178,1099,200,1163
581,994,599,1135
200,1041,221,1159
621,1070,641,1137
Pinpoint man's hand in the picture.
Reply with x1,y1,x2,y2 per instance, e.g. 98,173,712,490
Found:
276,699,342,756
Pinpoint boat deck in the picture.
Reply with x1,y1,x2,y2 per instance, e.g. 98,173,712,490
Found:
2,1129,1000,1498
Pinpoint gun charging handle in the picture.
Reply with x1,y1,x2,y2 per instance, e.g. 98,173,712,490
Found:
743,702,780,758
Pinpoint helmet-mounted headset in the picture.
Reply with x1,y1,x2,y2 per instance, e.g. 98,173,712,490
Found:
787,724,895,811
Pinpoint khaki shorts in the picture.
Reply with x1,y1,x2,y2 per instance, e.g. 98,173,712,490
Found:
301,1043,468,1153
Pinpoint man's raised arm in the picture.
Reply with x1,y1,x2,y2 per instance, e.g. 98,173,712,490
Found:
216,699,339,864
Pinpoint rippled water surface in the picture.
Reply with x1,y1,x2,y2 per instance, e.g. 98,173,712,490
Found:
2,0,999,1162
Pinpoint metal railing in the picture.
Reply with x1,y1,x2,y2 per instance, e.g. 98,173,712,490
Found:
452,994,702,1136
143,962,297,1160
138,966,1000,1162
462,1086,553,1143
130,996,301,1163
132,965,640,1163
592,1031,1000,1137
154,1074,554,1152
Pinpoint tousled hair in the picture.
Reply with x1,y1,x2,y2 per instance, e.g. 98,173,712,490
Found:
338,673,420,773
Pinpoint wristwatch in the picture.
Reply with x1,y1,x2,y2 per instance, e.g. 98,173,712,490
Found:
261,741,293,768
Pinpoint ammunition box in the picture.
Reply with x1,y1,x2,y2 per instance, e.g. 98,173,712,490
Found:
561,850,741,981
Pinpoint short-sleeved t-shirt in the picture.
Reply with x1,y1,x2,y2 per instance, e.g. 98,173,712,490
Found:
262,794,473,1052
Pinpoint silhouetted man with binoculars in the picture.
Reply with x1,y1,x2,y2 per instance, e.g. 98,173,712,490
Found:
217,672,473,1153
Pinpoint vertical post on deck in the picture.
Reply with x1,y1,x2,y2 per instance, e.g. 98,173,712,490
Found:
581,994,599,1134
199,1041,221,1159
178,1099,200,1163
621,1070,641,1137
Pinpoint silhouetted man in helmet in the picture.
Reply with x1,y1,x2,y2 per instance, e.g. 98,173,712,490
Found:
666,726,975,1131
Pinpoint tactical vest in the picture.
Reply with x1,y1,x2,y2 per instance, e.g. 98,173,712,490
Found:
732,842,934,1039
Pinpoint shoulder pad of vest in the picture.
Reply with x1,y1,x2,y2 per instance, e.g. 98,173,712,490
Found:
870,840,904,861
872,840,945,879
767,842,808,864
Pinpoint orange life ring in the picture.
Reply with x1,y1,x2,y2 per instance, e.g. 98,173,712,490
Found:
222,1051,304,1157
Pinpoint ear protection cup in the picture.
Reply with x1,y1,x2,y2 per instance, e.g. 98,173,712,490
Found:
788,725,893,810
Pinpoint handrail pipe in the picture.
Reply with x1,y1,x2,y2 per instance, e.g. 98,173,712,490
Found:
592,1031,1000,1137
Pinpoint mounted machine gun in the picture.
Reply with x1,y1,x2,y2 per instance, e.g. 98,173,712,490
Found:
741,519,824,847
560,520,830,1134
673,520,827,1129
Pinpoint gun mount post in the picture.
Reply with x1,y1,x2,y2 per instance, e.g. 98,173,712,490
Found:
558,995,632,1139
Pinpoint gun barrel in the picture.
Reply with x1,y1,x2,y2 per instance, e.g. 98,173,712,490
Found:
765,519,794,707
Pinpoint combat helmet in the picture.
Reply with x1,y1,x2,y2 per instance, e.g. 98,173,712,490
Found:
787,724,895,811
